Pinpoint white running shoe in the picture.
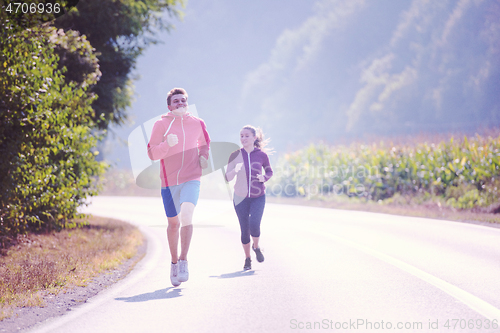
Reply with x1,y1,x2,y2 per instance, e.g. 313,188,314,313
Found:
178,260,189,282
170,262,181,287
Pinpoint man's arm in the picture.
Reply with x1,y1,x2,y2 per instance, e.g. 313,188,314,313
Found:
197,120,210,159
197,120,210,168
147,121,172,161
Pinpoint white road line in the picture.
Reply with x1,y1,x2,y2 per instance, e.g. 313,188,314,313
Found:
322,232,500,320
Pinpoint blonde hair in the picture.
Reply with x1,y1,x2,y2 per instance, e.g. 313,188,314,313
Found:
241,125,273,154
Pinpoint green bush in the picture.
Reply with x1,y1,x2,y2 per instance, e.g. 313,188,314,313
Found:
0,22,106,239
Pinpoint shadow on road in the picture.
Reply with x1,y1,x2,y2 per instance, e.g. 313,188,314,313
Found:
209,270,256,279
148,224,224,228
115,287,182,302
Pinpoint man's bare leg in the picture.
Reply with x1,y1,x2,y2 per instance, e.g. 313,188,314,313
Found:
167,216,180,263
179,202,195,261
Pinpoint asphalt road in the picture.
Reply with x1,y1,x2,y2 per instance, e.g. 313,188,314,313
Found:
26,196,500,333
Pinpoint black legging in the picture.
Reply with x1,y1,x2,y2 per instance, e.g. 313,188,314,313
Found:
234,195,266,244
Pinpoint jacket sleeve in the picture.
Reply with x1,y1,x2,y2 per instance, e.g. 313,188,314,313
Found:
198,119,210,159
262,153,273,182
147,120,171,161
225,151,239,182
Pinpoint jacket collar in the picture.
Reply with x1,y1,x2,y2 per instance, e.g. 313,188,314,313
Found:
162,111,191,119
241,147,261,154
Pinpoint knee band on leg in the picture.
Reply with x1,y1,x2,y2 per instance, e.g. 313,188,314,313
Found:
179,214,193,227
179,202,195,227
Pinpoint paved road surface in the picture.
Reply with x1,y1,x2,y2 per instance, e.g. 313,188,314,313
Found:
26,196,500,332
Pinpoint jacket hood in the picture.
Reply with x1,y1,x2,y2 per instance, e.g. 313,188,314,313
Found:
161,111,193,119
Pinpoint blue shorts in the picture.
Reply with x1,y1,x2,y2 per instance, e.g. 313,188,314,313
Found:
161,180,200,218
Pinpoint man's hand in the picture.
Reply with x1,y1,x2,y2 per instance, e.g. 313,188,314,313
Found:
199,155,208,169
167,134,178,147
235,163,243,173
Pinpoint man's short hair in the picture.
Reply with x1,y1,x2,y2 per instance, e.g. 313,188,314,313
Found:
167,88,188,106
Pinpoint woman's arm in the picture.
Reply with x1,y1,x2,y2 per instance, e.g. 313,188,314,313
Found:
225,151,242,182
262,153,273,181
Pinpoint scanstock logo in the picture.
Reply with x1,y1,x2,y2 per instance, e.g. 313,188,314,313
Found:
128,104,239,190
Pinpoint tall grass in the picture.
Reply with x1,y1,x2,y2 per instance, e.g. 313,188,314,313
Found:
0,217,143,320
269,132,500,210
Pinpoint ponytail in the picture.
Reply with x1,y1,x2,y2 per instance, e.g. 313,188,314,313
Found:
242,125,273,155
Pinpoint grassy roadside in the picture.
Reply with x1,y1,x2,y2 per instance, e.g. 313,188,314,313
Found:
98,167,500,226
0,216,144,321
267,195,500,227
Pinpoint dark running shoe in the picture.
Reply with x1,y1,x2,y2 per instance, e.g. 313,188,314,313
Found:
253,246,264,262
243,257,252,270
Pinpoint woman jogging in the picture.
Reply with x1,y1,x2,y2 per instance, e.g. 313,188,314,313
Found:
225,125,273,270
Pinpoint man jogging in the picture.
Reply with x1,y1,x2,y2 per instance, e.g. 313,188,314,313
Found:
147,88,211,287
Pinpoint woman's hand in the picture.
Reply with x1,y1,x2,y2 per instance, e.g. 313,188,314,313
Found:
256,174,265,182
235,163,243,173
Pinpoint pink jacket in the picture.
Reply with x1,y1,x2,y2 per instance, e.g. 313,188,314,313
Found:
147,112,210,187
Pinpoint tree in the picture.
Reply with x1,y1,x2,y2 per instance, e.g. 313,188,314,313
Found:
54,0,184,129
0,17,105,240
0,0,184,240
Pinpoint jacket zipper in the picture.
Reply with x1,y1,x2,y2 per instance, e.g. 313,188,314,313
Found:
177,115,186,185
247,150,251,197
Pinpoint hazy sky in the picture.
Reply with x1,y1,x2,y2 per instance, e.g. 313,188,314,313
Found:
104,0,500,168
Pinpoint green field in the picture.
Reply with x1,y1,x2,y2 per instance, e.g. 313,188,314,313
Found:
268,132,500,211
